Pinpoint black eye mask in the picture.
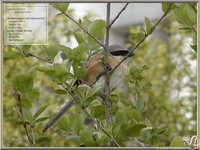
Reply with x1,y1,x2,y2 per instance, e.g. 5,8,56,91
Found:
110,50,134,57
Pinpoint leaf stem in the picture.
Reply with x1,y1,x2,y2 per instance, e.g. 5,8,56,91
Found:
108,3,129,28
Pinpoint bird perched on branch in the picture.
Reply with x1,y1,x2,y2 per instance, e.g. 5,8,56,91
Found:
43,44,133,132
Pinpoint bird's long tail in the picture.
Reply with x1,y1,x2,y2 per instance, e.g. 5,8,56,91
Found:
43,97,76,132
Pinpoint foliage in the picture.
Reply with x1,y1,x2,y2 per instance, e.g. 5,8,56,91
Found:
3,2,196,147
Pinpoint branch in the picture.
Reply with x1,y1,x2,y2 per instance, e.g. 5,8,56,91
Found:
15,92,33,146
110,4,173,75
62,83,74,97
108,3,129,28
104,3,111,128
27,53,53,64
10,45,53,64
52,4,105,49
83,108,120,147
46,82,120,146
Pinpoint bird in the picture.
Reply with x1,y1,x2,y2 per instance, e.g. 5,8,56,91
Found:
43,44,133,132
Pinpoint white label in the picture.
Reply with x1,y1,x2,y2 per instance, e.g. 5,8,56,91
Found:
4,3,48,45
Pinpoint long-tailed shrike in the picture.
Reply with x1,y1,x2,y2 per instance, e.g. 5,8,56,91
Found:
43,44,133,132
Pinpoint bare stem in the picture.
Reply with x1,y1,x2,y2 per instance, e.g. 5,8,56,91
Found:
15,92,33,146
27,53,53,64
104,3,111,128
110,4,173,75
108,3,129,28
10,45,53,64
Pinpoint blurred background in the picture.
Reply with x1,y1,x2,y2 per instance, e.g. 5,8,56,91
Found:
3,3,197,147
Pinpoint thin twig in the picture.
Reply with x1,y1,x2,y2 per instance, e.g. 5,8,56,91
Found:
110,4,173,75
104,3,111,128
83,108,120,147
10,45,53,64
62,84,74,97
50,3,105,50
53,82,120,146
62,12,105,49
108,3,129,28
135,137,145,147
15,92,33,146
27,53,53,64
31,127,35,146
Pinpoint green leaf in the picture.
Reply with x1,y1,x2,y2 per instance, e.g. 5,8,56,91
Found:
170,136,185,147
68,135,80,146
27,88,40,101
80,128,98,146
142,82,152,90
125,108,142,122
43,44,59,60
21,99,32,109
59,45,72,59
21,45,32,53
88,19,105,40
51,3,69,13
173,5,186,25
36,136,51,146
87,87,101,99
162,3,172,13
145,17,152,34
37,65,54,73
55,89,66,94
72,43,88,61
53,63,71,84
22,108,33,121
12,73,33,93
70,115,82,134
190,44,197,53
134,98,145,112
140,128,153,144
33,105,48,121
32,116,50,125
173,4,195,27
87,19,105,48
92,105,105,118
185,4,196,25
72,87,84,101
157,124,167,135
58,116,70,131
3,51,19,60
74,32,85,44
72,61,86,79
115,112,127,125
126,124,146,137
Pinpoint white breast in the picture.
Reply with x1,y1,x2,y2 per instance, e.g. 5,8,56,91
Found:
93,56,127,91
